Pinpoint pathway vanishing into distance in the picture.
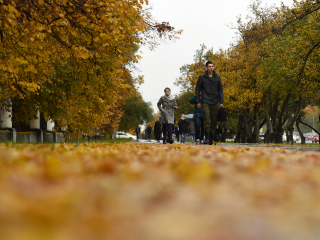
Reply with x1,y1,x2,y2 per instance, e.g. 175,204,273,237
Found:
135,139,320,152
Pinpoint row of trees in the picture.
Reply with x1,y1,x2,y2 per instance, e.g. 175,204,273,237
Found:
175,0,320,144
0,0,181,138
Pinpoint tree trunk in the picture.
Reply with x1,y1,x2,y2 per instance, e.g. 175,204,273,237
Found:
285,105,295,144
235,113,243,143
287,126,294,144
285,97,304,144
243,112,250,143
278,94,291,130
271,100,282,143
264,98,272,143
296,118,306,144
254,103,260,143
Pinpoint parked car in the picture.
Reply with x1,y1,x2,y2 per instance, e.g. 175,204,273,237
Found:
282,132,300,143
259,133,264,142
293,132,301,143
304,133,318,142
116,132,137,140
312,134,319,143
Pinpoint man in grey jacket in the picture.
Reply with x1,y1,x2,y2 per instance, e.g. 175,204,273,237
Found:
195,61,224,145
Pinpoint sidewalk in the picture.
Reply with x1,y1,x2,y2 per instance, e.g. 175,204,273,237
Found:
134,139,320,152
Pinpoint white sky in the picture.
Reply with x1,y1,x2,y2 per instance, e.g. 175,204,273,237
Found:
137,0,294,113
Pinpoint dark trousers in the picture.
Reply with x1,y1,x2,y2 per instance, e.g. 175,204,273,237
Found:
195,116,204,140
203,103,219,133
155,132,161,141
147,133,151,139
162,123,173,142
175,133,179,141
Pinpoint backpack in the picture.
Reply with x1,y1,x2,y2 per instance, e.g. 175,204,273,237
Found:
217,107,227,121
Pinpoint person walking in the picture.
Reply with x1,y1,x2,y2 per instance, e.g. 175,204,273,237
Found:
135,126,140,141
147,124,152,141
157,87,177,144
195,61,224,145
154,118,161,143
178,114,189,143
189,92,204,144
189,118,196,143
174,124,180,142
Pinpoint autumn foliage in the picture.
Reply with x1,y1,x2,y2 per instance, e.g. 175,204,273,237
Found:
0,0,181,138
175,0,320,144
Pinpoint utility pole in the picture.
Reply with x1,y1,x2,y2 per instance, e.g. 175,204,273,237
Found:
313,106,315,129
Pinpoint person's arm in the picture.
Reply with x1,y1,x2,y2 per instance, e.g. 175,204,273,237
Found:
173,98,177,110
195,75,203,104
189,95,196,104
157,97,164,112
218,76,224,107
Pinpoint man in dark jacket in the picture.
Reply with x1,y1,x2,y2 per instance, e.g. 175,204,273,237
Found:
154,118,161,143
195,61,224,145
135,126,140,141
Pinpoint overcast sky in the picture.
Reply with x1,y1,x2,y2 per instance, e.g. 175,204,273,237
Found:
137,0,294,113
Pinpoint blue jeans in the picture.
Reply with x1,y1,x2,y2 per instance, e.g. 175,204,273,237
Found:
181,133,187,142
190,134,195,141
136,133,140,140
195,116,204,140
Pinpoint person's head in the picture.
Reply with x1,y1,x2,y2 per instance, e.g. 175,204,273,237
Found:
206,61,214,74
181,114,185,119
164,87,171,96
149,124,151,126
157,118,159,122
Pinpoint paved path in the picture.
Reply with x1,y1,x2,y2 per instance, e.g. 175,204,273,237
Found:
135,139,320,152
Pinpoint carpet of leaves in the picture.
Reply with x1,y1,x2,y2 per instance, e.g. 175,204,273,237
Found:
1,142,320,240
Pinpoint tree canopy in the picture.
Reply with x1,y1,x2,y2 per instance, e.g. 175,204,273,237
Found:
175,0,320,144
0,0,182,138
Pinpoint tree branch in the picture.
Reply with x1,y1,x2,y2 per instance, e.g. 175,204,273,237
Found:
278,94,291,131
298,118,320,136
243,109,256,123
297,40,320,83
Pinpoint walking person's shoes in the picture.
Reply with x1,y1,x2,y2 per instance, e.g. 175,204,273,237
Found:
196,139,200,145
204,132,209,145
200,140,204,144
209,133,216,146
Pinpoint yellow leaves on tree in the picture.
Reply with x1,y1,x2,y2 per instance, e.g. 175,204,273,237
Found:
0,0,182,138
